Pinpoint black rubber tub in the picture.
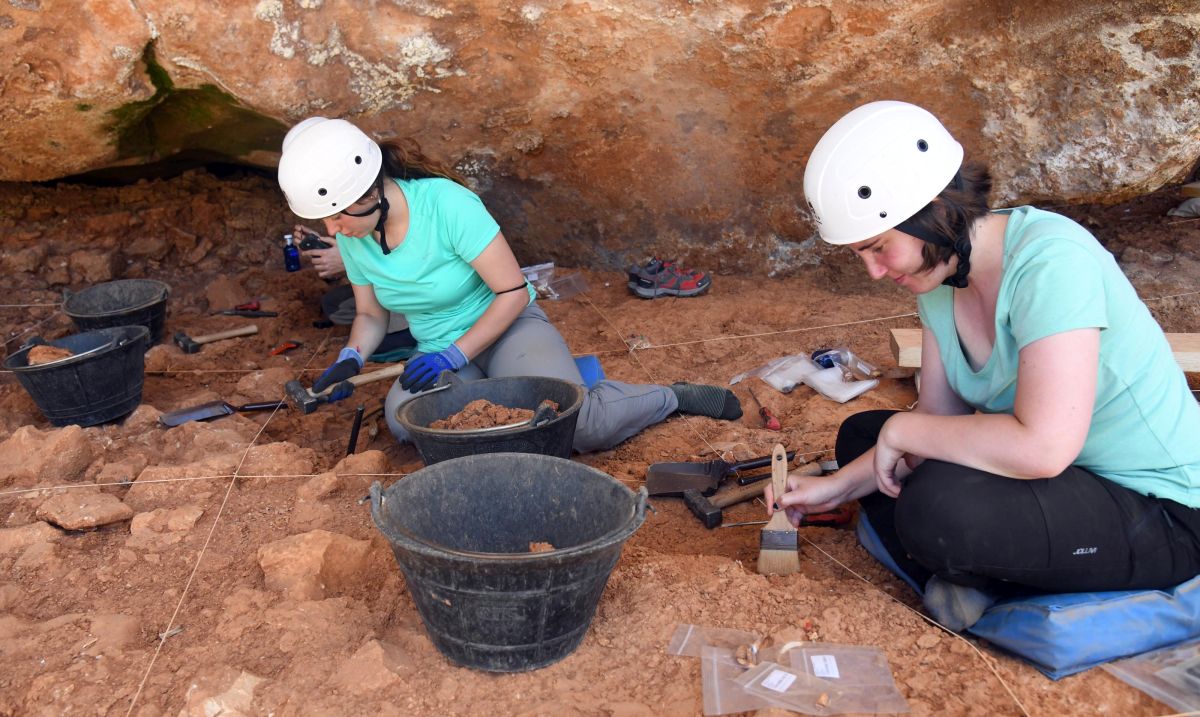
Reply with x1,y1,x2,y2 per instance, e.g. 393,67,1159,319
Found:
370,452,648,672
3,325,149,427
63,278,170,345
395,373,586,465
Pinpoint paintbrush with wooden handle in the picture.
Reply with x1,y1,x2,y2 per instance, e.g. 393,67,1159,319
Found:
757,443,801,575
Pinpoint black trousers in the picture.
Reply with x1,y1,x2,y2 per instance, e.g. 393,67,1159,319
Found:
841,410,1200,594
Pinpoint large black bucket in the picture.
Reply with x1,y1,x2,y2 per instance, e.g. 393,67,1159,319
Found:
63,279,170,345
370,453,648,672
3,325,150,427
396,374,586,465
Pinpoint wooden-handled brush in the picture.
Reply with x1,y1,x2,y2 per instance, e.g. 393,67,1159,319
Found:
757,443,801,575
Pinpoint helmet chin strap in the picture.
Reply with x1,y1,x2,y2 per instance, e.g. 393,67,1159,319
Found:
374,175,392,255
893,173,972,289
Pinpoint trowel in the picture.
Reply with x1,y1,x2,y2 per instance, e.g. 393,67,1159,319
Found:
158,399,287,427
645,451,797,496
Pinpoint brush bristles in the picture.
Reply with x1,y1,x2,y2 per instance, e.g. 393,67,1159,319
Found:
757,509,800,575
757,546,801,576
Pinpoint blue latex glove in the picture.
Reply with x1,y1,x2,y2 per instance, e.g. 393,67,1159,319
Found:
399,343,468,393
312,346,363,401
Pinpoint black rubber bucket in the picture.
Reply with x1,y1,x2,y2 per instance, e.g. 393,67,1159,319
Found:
369,453,648,672
396,374,586,465
63,279,170,345
3,326,150,427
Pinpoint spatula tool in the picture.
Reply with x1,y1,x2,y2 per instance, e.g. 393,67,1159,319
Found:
159,399,287,427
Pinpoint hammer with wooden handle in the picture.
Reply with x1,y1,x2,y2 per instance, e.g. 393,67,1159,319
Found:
173,324,259,354
283,362,409,415
683,461,822,529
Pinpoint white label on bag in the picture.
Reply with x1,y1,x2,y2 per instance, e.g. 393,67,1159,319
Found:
761,669,797,692
811,655,840,678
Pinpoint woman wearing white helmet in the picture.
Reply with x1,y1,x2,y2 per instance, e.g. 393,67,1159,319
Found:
277,117,742,453
769,101,1200,630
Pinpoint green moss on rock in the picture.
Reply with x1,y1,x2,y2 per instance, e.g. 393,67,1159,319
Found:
106,41,286,164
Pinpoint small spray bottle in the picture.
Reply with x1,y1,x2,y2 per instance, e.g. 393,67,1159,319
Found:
283,233,301,272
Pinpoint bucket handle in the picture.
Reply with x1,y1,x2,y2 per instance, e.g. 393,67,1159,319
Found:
633,486,649,522
368,481,385,528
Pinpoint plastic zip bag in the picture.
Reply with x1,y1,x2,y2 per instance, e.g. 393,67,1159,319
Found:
737,643,910,714
701,646,773,715
731,354,878,402
802,366,879,403
667,623,761,658
735,660,842,715
1102,637,1200,712
730,355,821,393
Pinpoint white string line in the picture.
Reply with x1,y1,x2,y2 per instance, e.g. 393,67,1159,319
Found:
124,334,336,716
0,303,61,308
582,287,1199,355
0,472,415,499
799,535,1031,717
580,294,732,460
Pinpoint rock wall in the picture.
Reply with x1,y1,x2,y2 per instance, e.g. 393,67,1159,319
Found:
1,1,1197,271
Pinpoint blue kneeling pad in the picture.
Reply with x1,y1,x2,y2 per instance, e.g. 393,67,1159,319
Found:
574,354,605,390
856,512,1200,679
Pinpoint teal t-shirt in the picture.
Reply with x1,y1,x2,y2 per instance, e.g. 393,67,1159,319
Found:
338,177,534,353
917,206,1200,507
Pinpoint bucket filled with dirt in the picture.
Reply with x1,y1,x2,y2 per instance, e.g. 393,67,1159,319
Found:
369,452,648,672
3,325,150,427
396,374,586,464
63,278,170,345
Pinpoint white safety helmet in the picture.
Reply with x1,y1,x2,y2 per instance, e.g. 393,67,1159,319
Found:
803,101,963,246
278,117,383,219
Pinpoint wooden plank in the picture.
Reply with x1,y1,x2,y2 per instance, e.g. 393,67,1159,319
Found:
888,328,1200,372
889,328,923,368
1170,333,1200,372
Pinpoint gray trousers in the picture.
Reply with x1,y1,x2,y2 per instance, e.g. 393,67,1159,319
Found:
384,304,678,453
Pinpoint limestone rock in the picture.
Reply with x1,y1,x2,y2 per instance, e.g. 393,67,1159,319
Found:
36,492,134,530
329,640,412,691
124,458,234,512
67,250,120,284
0,522,62,556
232,368,292,403
332,450,394,495
95,456,150,487
0,425,95,486
179,667,264,717
296,473,338,502
238,442,317,482
1,3,1197,273
257,530,372,601
126,505,204,551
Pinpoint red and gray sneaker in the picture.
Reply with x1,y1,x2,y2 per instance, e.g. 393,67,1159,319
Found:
626,257,712,299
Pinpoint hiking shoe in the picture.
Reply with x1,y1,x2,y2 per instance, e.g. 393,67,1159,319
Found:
922,575,997,631
627,257,712,299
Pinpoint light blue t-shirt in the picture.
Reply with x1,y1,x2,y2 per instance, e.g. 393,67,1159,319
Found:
338,177,534,353
917,206,1200,507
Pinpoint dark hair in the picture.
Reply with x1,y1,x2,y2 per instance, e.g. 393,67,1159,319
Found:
905,162,993,273
378,138,466,187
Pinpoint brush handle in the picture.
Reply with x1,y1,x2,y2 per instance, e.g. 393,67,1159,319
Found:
765,443,792,530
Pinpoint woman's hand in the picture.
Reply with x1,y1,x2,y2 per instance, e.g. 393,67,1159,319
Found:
765,471,855,528
295,225,344,279
873,415,922,498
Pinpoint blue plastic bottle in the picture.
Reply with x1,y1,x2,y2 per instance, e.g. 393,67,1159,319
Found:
283,234,301,272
